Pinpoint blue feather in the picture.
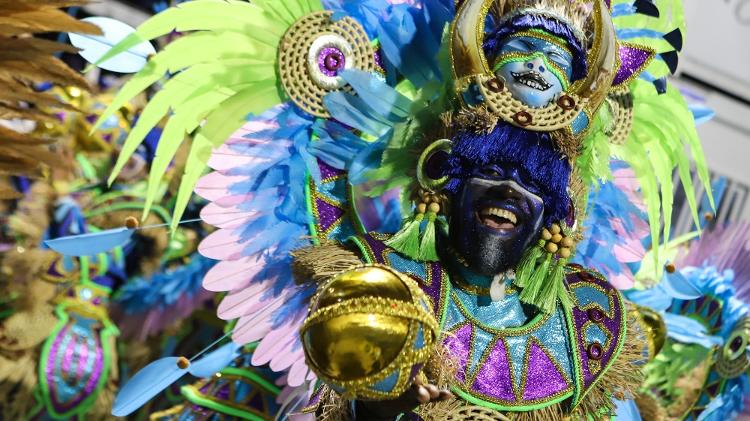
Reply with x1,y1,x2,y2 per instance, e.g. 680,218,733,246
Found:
340,70,412,120
112,357,189,416
188,342,241,378
44,228,135,257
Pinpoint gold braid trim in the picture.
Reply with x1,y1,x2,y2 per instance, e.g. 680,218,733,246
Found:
291,241,363,285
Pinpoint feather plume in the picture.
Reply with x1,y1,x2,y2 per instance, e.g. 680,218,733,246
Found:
0,0,100,196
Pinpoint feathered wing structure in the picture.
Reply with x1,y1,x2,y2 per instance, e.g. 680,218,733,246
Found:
93,0,321,227
573,164,650,289
0,0,100,197
628,223,750,419
576,0,713,273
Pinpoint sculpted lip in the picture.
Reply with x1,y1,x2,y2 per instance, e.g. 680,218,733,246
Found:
475,202,526,234
511,70,552,91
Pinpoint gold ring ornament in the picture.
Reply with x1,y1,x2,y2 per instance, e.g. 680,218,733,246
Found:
450,0,618,136
279,11,376,118
716,316,750,378
300,264,439,400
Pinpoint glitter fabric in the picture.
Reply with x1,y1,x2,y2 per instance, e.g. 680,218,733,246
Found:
472,339,516,400
444,323,472,383
568,271,625,389
318,46,346,77
522,341,569,400
613,44,653,85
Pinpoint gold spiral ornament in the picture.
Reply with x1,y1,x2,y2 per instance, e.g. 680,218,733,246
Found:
278,11,376,118
716,316,750,378
301,264,439,400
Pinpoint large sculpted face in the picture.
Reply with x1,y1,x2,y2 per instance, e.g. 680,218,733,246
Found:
449,162,546,276
493,34,574,108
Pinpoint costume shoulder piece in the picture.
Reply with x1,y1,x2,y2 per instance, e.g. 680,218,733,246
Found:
564,264,628,408
350,234,631,413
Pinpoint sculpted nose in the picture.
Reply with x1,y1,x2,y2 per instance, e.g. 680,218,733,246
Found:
526,56,545,73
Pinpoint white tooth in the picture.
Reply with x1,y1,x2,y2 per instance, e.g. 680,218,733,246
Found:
484,208,518,224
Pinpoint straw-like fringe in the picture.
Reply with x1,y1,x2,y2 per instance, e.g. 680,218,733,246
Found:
570,308,645,419
291,242,363,285
634,393,667,421
453,107,500,135
316,387,352,421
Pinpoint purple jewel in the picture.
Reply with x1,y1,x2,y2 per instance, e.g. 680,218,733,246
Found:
67,289,75,297
318,47,346,77
374,49,384,69
587,342,603,360
92,297,102,305
587,308,605,322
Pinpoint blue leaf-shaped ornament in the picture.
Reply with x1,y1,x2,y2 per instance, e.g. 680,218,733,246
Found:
44,228,134,256
112,357,189,417
188,342,240,378
68,17,155,73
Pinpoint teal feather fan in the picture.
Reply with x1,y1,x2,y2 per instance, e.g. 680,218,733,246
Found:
91,0,323,229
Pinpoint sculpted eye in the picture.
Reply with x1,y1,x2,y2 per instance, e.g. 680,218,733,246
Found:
547,51,569,68
501,38,533,54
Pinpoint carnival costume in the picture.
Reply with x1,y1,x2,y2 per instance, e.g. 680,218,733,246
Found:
52,0,733,419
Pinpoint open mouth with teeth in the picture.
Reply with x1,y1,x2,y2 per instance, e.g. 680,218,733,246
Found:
511,71,552,91
477,206,520,232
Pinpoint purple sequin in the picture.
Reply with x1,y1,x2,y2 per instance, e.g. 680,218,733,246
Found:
471,339,515,400
522,341,569,400
315,198,344,233
443,324,472,383
318,47,346,77
613,44,653,85
568,271,624,388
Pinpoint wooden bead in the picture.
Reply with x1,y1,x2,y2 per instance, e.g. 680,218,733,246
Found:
545,242,559,253
561,237,575,247
704,212,715,222
541,229,552,240
559,247,571,258
550,224,561,235
428,202,440,214
125,216,139,229
551,233,563,243
416,203,427,214
176,356,190,369
665,263,676,274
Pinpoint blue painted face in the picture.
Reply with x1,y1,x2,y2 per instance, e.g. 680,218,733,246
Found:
449,162,546,276
493,34,574,108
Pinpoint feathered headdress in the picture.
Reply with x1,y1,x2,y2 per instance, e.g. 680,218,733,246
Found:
0,0,100,198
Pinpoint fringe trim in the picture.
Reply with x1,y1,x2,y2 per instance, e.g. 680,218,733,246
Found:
315,386,352,421
291,242,363,285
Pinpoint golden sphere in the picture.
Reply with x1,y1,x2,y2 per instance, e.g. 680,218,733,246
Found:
541,229,552,241
545,242,559,253
301,265,438,400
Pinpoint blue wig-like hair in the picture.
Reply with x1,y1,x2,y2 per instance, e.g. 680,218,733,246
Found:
484,13,588,82
444,122,572,226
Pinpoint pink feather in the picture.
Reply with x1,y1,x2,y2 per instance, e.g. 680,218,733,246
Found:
199,229,246,260
270,346,304,373
232,314,272,344
288,358,310,387
202,255,267,292
194,172,246,201
200,202,258,229
252,325,298,366
216,283,279,320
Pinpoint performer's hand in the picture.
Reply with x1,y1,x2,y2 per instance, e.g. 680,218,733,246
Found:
354,378,453,421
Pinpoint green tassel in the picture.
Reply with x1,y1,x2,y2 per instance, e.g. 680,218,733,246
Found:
518,255,571,314
385,213,424,259
417,212,439,262
514,240,545,288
